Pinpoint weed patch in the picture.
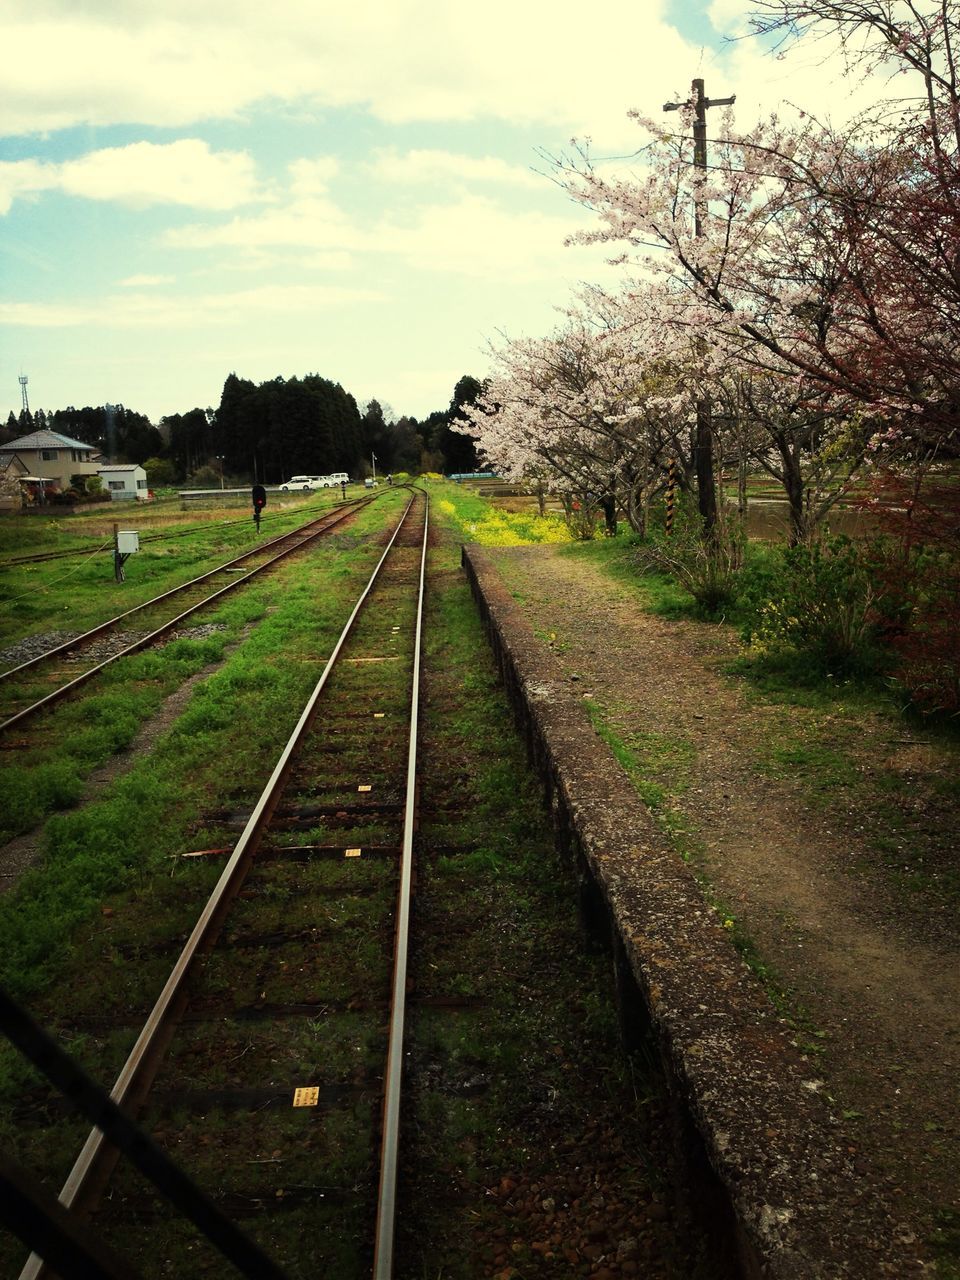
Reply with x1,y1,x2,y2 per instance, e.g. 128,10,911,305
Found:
427,480,571,546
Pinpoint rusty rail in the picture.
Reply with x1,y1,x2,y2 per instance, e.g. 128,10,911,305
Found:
0,497,377,735
19,493,422,1280
372,491,428,1279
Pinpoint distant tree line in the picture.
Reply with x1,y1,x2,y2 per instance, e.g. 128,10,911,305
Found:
3,405,163,464
2,372,484,485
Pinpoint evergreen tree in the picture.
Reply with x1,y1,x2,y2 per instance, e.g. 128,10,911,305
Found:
161,407,211,478
360,399,392,472
218,373,258,477
390,416,425,472
429,375,483,473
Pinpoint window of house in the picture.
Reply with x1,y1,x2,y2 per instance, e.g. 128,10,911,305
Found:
108,480,125,491
137,479,147,489
41,449,58,460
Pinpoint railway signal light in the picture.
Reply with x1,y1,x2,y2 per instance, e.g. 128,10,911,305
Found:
252,484,266,532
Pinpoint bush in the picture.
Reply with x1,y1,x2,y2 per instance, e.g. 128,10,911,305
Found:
553,492,600,540
143,457,177,486
635,500,744,615
188,464,220,488
879,546,960,714
742,533,883,676
858,468,960,714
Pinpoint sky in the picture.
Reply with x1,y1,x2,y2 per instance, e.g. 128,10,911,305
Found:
0,0,884,428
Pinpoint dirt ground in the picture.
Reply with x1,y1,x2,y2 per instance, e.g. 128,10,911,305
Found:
484,543,960,1271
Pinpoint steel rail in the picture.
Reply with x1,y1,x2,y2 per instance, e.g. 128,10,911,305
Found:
1,989,284,1280
0,503,310,567
20,493,420,1280
0,497,372,684
0,499,376,735
372,492,429,1279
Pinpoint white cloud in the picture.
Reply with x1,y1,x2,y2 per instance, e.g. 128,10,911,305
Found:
60,140,266,208
372,195,602,281
0,160,58,214
288,157,341,198
163,184,608,282
0,282,385,329
118,273,175,287
368,149,542,190
0,140,266,214
301,251,353,271
0,1,732,143
163,196,361,253
0,3,897,158
706,0,754,37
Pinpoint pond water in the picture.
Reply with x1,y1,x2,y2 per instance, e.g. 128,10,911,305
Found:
743,500,881,541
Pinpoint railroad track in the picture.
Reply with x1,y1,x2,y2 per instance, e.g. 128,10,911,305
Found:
16,489,428,1279
0,495,377,736
0,500,327,568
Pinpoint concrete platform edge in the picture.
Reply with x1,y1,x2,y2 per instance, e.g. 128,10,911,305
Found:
461,543,898,1280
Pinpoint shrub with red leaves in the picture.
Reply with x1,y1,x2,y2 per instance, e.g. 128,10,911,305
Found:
861,468,960,714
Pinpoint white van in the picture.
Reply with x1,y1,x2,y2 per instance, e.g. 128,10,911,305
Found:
325,472,349,487
280,475,324,491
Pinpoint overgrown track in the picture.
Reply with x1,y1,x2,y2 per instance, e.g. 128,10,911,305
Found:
0,501,329,567
0,496,377,736
18,490,429,1280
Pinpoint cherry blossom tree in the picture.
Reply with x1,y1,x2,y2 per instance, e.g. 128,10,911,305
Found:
556,0,960,453
457,302,705,537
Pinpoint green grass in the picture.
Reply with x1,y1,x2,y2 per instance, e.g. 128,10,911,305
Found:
581,700,811,1028
582,697,700,856
555,532,700,617
0,494,350,645
0,501,407,1002
757,739,861,791
932,1207,960,1278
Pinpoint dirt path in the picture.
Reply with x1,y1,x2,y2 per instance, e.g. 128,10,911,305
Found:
486,543,960,1266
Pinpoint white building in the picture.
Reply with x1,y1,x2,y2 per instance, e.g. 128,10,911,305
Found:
98,464,149,500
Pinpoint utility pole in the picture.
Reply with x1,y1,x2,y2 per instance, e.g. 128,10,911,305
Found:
664,79,735,537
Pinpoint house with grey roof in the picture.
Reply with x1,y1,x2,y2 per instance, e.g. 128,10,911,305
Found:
2,430,102,492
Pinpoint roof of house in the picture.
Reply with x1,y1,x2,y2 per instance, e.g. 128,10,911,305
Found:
4,429,98,453
0,451,28,472
97,464,144,473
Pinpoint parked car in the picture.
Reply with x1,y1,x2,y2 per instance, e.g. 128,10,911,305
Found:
326,472,349,487
364,477,379,489
279,476,324,492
